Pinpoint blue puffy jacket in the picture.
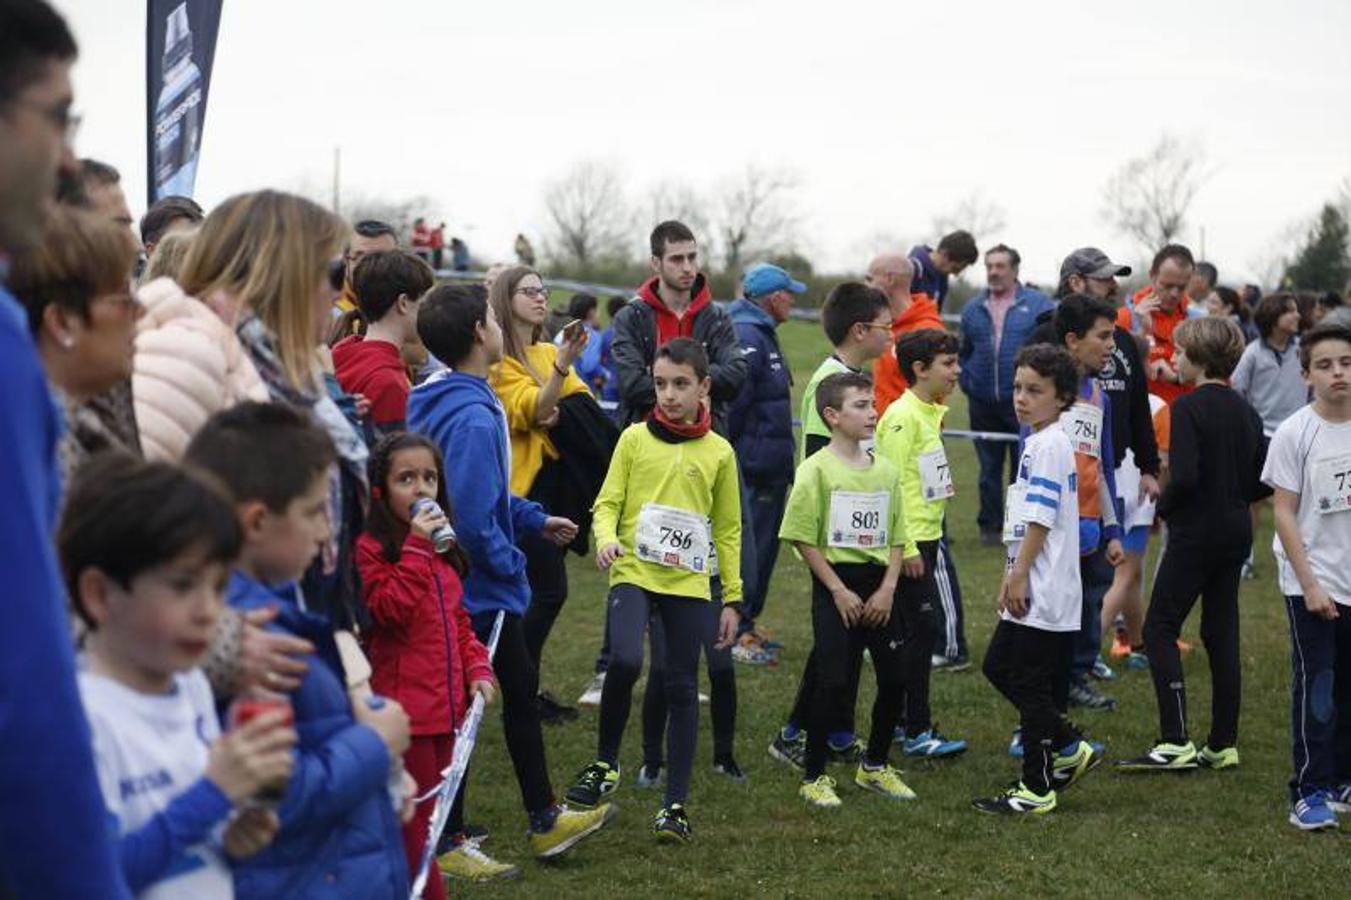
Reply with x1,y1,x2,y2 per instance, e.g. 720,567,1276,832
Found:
726,299,794,485
227,572,409,900
959,286,1055,404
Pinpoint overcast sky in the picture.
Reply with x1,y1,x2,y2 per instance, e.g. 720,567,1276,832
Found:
64,0,1351,286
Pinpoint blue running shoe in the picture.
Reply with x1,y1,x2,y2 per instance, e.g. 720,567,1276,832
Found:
1124,651,1149,671
903,727,968,758
1008,728,1023,758
1290,791,1338,831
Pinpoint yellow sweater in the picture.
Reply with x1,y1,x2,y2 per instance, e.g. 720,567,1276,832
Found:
592,423,743,603
490,343,590,496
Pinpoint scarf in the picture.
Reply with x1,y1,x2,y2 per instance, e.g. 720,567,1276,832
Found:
646,402,711,443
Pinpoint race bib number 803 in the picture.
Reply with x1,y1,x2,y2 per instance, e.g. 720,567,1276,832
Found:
828,491,890,549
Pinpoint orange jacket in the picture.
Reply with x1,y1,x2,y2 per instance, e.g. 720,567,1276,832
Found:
874,296,944,415
1116,288,1194,407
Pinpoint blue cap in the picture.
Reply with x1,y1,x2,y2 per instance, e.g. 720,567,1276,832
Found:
743,263,806,299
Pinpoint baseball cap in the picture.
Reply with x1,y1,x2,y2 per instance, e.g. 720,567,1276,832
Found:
1059,248,1131,281
743,263,806,298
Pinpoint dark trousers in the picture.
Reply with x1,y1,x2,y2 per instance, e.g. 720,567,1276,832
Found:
984,620,1078,794
470,611,553,815
1072,543,1116,679
804,564,906,779
1143,543,1246,748
897,540,940,736
932,535,968,660
642,599,736,764
597,584,714,806
968,396,1020,533
520,532,568,671
788,643,863,739
1284,595,1351,801
738,480,789,634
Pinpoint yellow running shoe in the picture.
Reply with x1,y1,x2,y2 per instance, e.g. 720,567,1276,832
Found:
437,841,521,882
854,763,918,801
799,775,842,808
1198,745,1240,770
528,803,617,859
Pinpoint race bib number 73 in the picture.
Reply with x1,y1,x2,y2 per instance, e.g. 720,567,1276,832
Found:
1312,453,1351,516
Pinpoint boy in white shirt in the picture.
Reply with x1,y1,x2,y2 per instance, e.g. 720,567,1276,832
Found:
1261,323,1351,831
61,455,297,898
975,345,1099,815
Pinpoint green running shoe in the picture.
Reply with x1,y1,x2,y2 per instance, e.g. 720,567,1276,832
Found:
854,764,917,801
1197,745,1239,770
1051,739,1103,791
972,782,1057,815
565,761,620,808
1114,740,1198,772
799,775,842,808
653,803,692,843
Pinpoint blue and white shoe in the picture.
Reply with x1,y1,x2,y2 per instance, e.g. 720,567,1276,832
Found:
1124,652,1150,671
635,762,664,788
1325,784,1351,814
1008,728,1023,758
1091,656,1116,681
902,727,968,758
1290,791,1338,831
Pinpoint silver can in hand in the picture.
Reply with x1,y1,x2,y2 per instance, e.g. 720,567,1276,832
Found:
410,497,457,553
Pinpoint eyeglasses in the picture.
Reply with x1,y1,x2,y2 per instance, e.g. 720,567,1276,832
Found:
8,97,81,145
863,322,892,332
515,286,550,300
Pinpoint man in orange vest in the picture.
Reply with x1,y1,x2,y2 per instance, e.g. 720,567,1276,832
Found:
1116,244,1198,406
867,252,945,415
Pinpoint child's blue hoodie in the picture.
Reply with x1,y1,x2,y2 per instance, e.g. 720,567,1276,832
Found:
407,370,547,616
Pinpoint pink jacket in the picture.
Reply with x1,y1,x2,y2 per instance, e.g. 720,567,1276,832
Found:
132,277,268,461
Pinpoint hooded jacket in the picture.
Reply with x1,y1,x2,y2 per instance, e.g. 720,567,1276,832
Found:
226,571,409,900
357,532,494,736
332,335,411,432
958,285,1055,404
726,298,794,485
407,371,548,616
132,277,267,462
610,275,749,433
1116,287,1194,406
873,296,945,415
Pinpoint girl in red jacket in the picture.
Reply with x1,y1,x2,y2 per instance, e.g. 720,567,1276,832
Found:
359,432,514,889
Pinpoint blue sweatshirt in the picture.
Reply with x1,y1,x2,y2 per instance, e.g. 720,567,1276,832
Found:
407,370,548,616
227,571,409,900
0,282,132,899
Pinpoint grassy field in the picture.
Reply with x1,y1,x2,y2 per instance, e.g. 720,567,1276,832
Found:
455,320,1342,898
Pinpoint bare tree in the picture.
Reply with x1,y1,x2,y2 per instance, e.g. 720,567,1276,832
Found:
714,165,801,273
930,189,1007,246
1100,134,1210,252
543,160,631,269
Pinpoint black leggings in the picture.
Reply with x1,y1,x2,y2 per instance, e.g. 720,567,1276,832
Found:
983,620,1078,794
597,584,715,806
520,532,568,670
641,600,736,765
1143,542,1246,748
896,540,940,737
470,611,553,815
804,565,906,779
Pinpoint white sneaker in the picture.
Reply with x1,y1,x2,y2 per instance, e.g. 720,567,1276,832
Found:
577,672,606,707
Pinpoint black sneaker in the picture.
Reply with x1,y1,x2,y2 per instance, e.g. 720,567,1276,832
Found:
537,691,579,725
713,756,748,784
767,731,805,771
1067,677,1117,712
653,803,692,843
564,761,619,808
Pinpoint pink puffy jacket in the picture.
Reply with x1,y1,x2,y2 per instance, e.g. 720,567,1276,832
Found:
132,277,268,461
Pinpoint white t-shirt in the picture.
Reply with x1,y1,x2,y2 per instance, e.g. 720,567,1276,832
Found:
79,667,233,900
1002,421,1082,631
1261,405,1351,605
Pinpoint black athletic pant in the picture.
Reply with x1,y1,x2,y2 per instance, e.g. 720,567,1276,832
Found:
789,647,863,738
470,610,553,815
642,598,736,765
804,564,906,780
520,532,568,669
1143,542,1246,749
983,620,1079,795
897,540,940,738
597,584,714,806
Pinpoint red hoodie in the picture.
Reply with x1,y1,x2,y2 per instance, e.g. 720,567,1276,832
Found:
637,274,712,346
333,335,410,427
873,296,945,414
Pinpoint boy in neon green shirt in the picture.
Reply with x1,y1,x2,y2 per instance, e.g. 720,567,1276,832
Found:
780,371,917,807
875,328,968,758
566,338,740,844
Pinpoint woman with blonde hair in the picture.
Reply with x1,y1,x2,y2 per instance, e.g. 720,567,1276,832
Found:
179,189,371,631
488,265,614,720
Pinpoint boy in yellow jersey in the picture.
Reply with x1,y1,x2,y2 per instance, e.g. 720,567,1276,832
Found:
875,329,968,759
781,371,917,807
565,338,741,843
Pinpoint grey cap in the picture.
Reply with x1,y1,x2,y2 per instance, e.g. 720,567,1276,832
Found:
1060,247,1131,281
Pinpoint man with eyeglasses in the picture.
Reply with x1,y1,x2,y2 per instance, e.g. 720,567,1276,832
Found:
335,218,399,318
0,2,132,896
